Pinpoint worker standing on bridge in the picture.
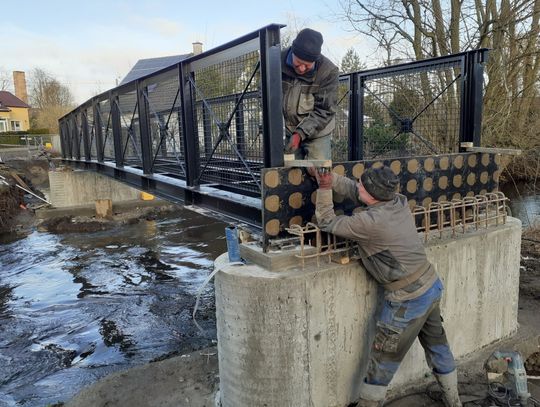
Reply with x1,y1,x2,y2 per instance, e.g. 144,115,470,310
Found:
282,28,339,160
312,166,462,407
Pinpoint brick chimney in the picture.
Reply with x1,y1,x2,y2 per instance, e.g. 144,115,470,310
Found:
13,71,28,104
192,42,203,56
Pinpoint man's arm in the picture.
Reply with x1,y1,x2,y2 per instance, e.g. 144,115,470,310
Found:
331,173,362,205
295,65,339,140
315,174,376,242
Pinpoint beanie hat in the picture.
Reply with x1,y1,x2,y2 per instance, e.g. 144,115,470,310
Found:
360,166,399,201
292,28,323,62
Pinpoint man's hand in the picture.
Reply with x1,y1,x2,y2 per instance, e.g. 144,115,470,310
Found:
284,132,302,153
317,170,332,189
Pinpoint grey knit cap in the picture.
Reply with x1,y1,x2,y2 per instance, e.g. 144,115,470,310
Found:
360,166,399,201
292,28,323,62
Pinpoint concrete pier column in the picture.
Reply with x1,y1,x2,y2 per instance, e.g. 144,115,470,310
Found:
214,218,522,407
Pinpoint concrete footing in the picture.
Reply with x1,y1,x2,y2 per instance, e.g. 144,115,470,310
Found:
214,218,522,407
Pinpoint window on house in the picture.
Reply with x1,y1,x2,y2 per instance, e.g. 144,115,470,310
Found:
10,121,21,131
0,119,7,133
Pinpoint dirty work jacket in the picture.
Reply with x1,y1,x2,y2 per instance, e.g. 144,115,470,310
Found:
281,48,339,141
315,174,438,302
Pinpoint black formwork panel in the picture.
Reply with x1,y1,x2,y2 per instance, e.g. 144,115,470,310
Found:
333,77,351,162
362,61,461,159
98,99,115,161
144,69,185,178
117,90,142,168
261,152,502,240
192,50,263,195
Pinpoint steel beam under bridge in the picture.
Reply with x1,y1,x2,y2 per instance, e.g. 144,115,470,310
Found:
62,159,262,229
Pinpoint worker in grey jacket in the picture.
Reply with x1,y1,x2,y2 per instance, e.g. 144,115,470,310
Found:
313,166,462,407
282,28,339,160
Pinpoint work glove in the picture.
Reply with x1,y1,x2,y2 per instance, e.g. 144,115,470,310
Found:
284,132,302,154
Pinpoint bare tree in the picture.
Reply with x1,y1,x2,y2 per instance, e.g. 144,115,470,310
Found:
337,0,540,158
0,68,11,91
28,68,74,132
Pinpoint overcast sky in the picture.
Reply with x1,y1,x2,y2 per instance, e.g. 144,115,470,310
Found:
1,0,379,104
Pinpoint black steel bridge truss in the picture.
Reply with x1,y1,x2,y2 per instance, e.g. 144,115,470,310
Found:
59,24,488,235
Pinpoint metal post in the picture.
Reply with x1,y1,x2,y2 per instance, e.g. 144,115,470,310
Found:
72,113,81,160
471,49,488,147
459,49,488,150
179,63,200,189
259,26,284,168
81,108,91,161
357,75,365,160
59,120,66,158
93,99,104,162
348,73,362,160
137,80,154,174
110,91,124,167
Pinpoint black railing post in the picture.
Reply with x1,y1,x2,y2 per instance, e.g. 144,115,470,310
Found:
259,26,283,168
459,49,488,150
137,80,154,174
348,73,362,160
357,75,365,160
110,90,124,167
179,63,200,189
72,113,81,160
59,120,66,158
93,99,104,162
65,117,72,159
82,108,91,161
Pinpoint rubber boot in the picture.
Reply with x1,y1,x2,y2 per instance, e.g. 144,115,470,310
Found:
355,382,387,407
434,370,462,407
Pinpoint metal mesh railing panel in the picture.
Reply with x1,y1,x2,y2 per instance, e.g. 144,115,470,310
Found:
192,50,263,194
86,107,97,159
118,90,142,167
98,99,115,161
333,77,351,162
362,62,461,159
145,71,185,177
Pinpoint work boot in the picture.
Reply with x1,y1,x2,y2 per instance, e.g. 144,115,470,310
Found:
434,370,462,407
355,382,387,407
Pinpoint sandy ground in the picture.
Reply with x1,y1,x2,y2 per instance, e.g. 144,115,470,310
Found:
66,348,219,407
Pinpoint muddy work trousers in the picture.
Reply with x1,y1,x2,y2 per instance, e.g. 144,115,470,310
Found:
365,278,456,387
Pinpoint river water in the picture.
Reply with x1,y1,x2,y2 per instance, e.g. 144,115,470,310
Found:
0,183,538,406
0,209,226,406
501,182,540,227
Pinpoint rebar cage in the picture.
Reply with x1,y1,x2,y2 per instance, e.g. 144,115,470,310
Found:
59,24,488,239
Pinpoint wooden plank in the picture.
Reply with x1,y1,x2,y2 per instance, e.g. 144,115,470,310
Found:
465,146,522,156
284,159,332,168
10,171,31,191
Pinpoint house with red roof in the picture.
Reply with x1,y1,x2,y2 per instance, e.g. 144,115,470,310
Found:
0,91,31,132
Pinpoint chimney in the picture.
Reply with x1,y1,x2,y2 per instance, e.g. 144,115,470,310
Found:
192,42,203,56
13,71,28,104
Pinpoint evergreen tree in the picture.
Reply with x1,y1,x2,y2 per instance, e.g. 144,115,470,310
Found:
340,48,365,74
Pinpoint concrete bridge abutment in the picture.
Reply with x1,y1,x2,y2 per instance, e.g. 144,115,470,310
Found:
48,169,142,208
214,218,522,407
